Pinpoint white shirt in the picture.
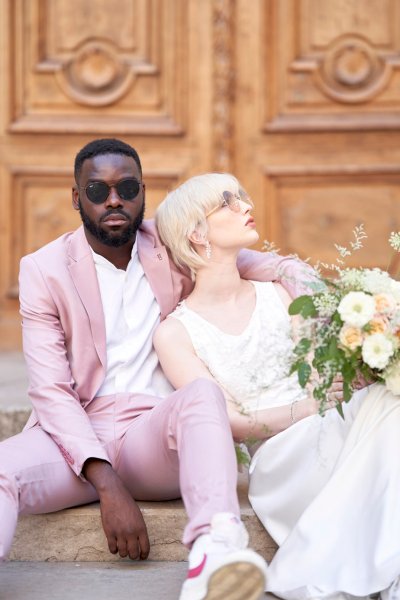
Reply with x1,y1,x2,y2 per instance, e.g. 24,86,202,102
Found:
92,241,174,398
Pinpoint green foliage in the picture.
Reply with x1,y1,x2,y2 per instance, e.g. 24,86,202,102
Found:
289,296,317,318
290,296,378,416
298,362,312,388
286,225,400,415
294,338,312,356
235,443,250,467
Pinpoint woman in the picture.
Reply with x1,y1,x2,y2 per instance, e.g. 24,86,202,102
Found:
154,173,400,600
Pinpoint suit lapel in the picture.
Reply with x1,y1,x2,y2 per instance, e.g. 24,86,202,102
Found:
137,228,175,319
67,227,106,368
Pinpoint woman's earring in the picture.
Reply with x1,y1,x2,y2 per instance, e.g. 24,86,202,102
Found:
205,240,212,260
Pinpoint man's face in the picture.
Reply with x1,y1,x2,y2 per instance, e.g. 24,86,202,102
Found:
72,153,145,248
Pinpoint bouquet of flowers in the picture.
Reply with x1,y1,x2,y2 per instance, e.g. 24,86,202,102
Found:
289,227,400,415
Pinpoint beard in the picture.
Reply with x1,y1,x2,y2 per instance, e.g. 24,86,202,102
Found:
78,201,145,247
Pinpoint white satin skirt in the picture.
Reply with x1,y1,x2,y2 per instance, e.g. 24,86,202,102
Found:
248,384,400,600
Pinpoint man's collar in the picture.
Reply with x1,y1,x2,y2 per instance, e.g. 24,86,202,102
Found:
91,238,138,269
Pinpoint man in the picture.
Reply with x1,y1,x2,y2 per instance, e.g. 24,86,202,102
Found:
0,139,316,599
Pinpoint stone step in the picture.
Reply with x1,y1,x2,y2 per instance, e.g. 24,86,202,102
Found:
2,561,189,600
0,407,30,441
0,352,30,441
1,354,278,564
2,561,277,600
10,475,277,563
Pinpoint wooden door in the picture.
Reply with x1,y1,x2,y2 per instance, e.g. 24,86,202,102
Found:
2,0,400,350
0,0,218,348
234,0,400,272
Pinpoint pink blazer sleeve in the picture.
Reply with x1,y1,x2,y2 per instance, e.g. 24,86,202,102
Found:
237,249,321,298
19,256,110,478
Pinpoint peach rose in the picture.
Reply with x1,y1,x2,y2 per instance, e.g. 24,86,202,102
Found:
339,325,363,350
366,316,388,335
374,293,396,314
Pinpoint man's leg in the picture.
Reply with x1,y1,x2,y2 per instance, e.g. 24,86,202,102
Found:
115,378,240,546
0,427,98,560
115,379,267,599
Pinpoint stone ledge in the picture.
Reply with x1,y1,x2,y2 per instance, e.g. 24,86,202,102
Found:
10,478,277,563
0,409,30,442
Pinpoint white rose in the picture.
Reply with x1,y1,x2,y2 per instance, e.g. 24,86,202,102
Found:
362,268,392,294
390,280,400,303
362,333,394,370
338,291,375,327
385,361,400,395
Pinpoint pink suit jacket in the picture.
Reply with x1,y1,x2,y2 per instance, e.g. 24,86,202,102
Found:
19,220,317,476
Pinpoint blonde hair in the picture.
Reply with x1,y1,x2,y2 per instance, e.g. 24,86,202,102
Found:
156,173,243,279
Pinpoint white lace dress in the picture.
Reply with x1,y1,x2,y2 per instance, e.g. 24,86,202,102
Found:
169,281,400,600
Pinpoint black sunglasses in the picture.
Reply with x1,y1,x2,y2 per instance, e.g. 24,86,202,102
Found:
79,178,142,204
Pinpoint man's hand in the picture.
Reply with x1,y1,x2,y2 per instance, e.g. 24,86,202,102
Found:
327,375,344,407
353,372,374,390
83,459,150,560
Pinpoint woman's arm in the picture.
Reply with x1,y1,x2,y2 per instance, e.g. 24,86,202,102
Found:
153,317,318,441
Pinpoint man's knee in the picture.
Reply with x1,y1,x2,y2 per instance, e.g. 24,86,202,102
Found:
0,469,18,506
184,378,225,403
175,378,228,421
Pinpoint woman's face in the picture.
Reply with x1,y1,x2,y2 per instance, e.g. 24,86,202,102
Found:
205,189,259,251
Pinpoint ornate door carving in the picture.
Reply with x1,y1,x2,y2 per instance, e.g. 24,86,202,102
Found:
0,0,213,348
234,0,400,273
1,0,400,349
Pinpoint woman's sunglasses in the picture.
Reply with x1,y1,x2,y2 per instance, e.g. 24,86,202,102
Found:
206,188,252,217
79,178,142,204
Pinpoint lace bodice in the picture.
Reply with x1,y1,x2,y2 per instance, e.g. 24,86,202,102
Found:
168,281,307,412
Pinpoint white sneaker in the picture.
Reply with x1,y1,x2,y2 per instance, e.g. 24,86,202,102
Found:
179,512,267,600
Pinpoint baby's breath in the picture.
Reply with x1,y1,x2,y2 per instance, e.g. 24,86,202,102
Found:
389,232,400,252
315,225,367,275
262,240,280,253
334,244,351,260
350,224,367,250
313,293,339,318
339,268,365,291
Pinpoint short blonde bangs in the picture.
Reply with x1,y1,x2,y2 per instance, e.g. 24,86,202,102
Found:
156,173,241,278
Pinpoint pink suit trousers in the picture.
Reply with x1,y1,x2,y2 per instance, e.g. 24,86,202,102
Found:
0,379,240,559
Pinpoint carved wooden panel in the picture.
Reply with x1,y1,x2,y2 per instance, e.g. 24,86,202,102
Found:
8,0,187,134
5,167,181,299
3,0,400,351
144,172,182,217
212,0,235,171
0,0,213,349
5,169,80,298
264,166,400,268
263,0,400,131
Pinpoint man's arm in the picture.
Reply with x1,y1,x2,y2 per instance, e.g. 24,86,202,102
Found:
19,256,150,559
237,248,323,298
83,459,149,560
19,255,109,476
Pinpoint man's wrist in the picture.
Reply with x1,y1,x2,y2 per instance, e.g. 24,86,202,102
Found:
82,458,116,493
